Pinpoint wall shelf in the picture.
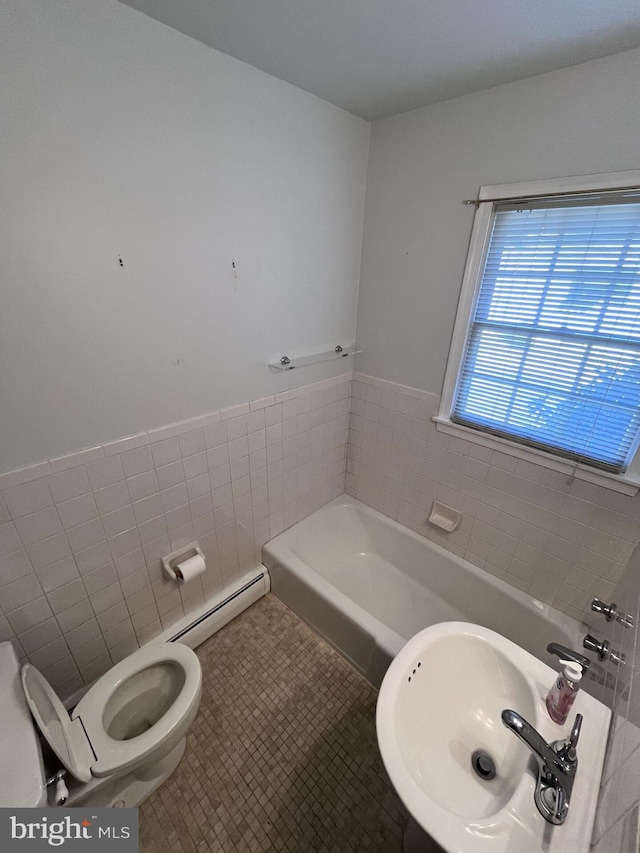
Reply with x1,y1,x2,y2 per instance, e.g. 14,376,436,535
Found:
269,345,362,372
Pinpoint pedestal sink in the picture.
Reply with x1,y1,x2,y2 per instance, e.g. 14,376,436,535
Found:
376,622,610,853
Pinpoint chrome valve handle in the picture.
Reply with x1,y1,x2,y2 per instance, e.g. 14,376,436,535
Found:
591,599,634,629
583,634,626,666
555,713,583,765
591,599,617,621
583,634,609,661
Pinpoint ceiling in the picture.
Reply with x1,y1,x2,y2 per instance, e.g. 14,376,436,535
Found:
117,0,640,121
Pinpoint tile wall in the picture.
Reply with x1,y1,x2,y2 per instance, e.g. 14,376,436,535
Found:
0,374,351,700
2,362,640,845
592,547,640,852
346,373,640,625
346,371,640,849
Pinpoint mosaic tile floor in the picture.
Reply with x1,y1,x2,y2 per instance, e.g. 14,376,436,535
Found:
139,594,408,852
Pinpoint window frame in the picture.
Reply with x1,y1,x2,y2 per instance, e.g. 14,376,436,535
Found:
435,170,640,496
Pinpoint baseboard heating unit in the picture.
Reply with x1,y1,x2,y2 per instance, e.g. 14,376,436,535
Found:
164,569,270,650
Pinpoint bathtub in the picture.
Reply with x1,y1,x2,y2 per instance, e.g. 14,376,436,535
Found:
263,496,586,688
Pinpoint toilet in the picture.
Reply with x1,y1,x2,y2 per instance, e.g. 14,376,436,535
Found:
0,639,201,808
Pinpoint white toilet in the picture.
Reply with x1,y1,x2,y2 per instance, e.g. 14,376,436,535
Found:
0,639,201,808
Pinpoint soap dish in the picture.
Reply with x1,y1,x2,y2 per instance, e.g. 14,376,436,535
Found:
428,501,462,532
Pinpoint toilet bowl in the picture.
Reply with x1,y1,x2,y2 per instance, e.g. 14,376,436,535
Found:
15,641,201,807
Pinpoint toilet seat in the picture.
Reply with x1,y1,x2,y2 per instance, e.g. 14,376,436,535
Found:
22,642,201,782
74,642,201,778
21,664,94,782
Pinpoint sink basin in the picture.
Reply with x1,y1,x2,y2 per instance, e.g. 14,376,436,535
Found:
393,630,537,821
376,622,611,853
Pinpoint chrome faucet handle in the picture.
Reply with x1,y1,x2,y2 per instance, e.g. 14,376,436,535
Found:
554,713,582,766
591,599,635,629
551,787,566,824
568,713,583,752
591,599,618,622
583,634,626,666
583,634,610,661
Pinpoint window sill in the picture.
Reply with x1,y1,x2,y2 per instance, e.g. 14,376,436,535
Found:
433,416,640,497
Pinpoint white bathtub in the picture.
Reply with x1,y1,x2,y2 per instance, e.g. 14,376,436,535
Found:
263,496,586,688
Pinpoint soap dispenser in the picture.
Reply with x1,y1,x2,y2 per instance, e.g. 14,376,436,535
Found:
545,659,582,725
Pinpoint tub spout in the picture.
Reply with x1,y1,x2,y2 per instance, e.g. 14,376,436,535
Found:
546,643,591,673
548,642,619,691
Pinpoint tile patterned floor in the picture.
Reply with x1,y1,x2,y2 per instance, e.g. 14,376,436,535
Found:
140,594,407,852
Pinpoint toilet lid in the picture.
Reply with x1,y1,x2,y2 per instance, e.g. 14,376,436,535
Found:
21,665,94,783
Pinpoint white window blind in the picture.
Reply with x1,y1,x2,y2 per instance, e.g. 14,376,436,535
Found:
452,196,640,473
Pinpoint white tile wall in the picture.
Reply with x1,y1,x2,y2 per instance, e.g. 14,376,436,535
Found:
0,374,351,700
4,362,639,843
590,548,640,851
346,373,640,624
345,371,640,849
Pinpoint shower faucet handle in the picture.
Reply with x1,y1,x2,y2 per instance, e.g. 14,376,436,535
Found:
583,634,609,661
591,599,634,629
583,634,626,666
591,599,618,621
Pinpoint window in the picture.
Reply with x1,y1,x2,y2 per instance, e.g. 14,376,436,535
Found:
437,172,640,494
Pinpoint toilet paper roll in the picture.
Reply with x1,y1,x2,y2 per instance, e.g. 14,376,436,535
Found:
174,553,206,582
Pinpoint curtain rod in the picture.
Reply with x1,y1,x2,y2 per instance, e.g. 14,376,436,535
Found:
463,185,640,207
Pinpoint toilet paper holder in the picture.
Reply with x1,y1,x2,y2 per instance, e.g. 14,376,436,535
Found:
162,542,205,581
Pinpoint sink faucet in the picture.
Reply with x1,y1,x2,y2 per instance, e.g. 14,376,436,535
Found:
501,709,582,825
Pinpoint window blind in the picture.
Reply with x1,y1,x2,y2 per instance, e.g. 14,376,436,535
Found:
452,197,640,472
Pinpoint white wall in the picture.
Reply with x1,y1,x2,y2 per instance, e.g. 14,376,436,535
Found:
355,48,640,393
0,0,370,474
